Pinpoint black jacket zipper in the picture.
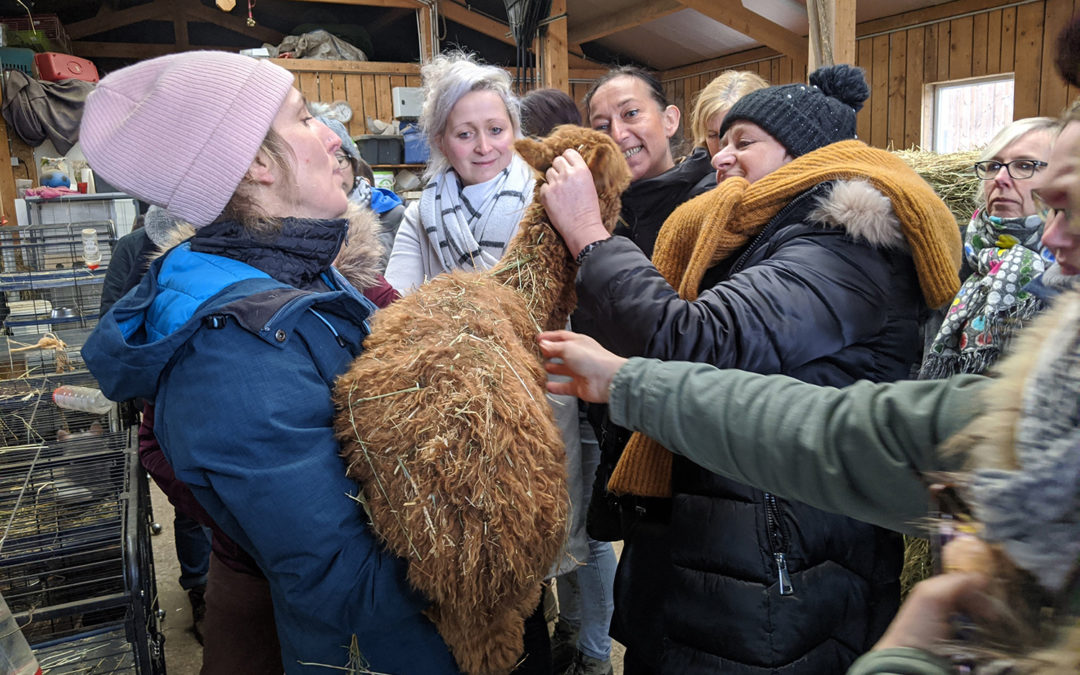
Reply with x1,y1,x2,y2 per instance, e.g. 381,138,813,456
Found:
765,492,794,596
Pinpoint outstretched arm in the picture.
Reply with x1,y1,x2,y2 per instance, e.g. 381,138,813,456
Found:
538,330,990,534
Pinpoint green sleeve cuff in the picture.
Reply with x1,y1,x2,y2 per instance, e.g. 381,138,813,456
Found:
846,647,951,675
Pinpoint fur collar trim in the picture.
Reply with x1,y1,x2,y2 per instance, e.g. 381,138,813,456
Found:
333,202,385,294
808,179,908,251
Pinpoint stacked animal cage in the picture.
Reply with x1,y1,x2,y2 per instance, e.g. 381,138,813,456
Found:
0,220,114,378
0,220,165,673
0,372,164,673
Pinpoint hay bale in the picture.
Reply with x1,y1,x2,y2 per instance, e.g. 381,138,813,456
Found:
893,147,982,229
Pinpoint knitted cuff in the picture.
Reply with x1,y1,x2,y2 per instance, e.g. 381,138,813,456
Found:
575,237,609,266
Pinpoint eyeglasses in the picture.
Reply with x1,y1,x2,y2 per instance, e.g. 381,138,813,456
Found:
1031,189,1075,225
973,159,1048,180
334,152,353,170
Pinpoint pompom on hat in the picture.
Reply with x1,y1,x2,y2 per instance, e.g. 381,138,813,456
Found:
719,64,870,158
79,51,295,228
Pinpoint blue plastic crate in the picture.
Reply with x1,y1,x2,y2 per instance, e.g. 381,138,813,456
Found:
401,123,430,165
0,47,34,75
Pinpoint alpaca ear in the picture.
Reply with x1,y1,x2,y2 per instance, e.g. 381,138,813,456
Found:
585,139,629,199
515,137,556,173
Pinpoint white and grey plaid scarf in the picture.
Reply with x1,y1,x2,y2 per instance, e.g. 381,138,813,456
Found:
419,153,534,274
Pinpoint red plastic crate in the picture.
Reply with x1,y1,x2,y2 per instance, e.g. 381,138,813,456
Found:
34,52,98,83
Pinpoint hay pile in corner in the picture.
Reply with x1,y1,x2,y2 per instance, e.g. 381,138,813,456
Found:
893,147,983,229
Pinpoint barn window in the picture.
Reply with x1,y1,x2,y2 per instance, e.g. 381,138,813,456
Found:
924,75,1015,153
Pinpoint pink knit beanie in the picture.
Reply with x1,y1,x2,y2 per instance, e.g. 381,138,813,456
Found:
80,51,295,227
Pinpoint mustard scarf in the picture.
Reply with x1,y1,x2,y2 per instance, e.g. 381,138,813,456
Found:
608,140,962,498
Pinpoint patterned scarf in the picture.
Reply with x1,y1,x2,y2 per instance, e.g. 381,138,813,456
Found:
419,153,533,274
920,209,1051,379
607,140,963,498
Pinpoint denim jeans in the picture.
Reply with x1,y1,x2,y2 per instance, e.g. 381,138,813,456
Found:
557,538,616,660
174,508,212,590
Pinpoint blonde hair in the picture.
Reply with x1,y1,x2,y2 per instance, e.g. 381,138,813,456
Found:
218,127,293,237
419,51,522,180
689,71,769,150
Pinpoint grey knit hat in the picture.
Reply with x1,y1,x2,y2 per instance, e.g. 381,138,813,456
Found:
319,117,360,163
719,64,870,157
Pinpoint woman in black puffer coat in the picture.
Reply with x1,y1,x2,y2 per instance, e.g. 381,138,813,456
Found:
541,65,963,674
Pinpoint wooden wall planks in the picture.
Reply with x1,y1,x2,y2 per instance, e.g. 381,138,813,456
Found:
658,0,1073,152
266,0,1073,154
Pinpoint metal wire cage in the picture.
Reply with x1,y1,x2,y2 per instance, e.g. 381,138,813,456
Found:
0,220,115,335
0,370,164,673
1,220,116,385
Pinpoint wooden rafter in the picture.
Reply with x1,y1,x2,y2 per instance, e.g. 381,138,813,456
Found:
567,0,682,49
286,0,424,6
676,0,808,61
66,0,173,40
438,1,514,45
66,0,284,50
71,40,241,59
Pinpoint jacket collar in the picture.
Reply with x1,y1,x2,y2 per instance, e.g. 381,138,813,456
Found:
622,146,716,214
190,216,348,289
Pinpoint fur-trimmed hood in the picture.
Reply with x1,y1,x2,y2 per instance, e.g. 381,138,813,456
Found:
332,201,386,293
149,201,386,293
809,179,909,252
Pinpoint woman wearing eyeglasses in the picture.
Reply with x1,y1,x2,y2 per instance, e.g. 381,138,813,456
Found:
919,117,1061,378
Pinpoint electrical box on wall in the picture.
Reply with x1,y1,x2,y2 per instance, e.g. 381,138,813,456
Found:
392,87,423,120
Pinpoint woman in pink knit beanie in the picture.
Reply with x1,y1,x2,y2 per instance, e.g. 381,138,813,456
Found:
80,51,460,675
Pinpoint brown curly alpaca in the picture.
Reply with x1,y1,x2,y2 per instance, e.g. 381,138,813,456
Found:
333,126,631,675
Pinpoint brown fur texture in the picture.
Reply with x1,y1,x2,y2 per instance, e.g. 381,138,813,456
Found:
935,297,1080,672
333,126,631,674
332,202,386,292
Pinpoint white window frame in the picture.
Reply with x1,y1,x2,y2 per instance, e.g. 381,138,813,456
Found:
922,74,1015,153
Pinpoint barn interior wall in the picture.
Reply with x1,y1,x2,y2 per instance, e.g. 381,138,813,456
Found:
657,0,1077,151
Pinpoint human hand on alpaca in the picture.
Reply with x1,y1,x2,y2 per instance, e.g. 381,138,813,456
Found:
538,330,627,402
538,148,610,259
871,537,998,652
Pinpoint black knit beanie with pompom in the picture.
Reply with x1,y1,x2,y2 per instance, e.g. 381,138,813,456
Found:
718,64,870,157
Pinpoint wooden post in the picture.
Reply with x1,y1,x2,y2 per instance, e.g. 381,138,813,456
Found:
807,0,856,72
417,2,435,63
541,0,569,93
0,89,17,226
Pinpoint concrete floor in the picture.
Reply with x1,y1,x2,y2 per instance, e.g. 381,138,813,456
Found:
149,483,625,675
148,483,204,675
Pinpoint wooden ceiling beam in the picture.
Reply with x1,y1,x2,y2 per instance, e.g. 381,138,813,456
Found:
182,1,285,45
438,1,515,46
856,0,1009,36
65,0,173,40
72,41,240,59
286,0,424,6
567,0,683,46
67,0,284,45
676,0,808,61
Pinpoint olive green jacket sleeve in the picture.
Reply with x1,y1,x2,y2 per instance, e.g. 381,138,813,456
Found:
608,359,990,534
845,648,952,675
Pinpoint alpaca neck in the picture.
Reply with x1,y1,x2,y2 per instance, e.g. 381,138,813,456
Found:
490,203,578,332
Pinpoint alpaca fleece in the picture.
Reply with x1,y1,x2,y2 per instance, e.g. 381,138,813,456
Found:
334,126,631,675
